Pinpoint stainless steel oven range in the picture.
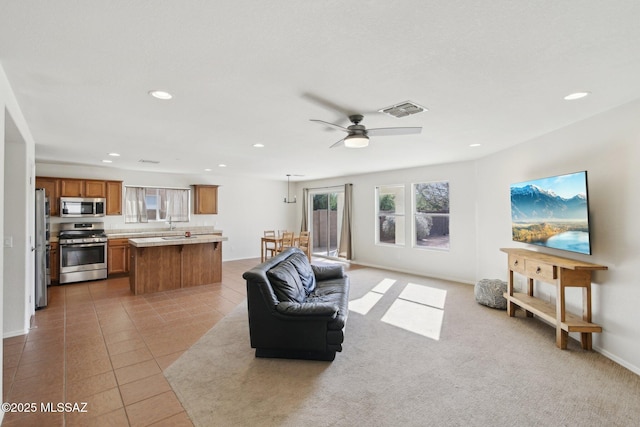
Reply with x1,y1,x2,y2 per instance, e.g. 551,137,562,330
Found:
58,222,108,284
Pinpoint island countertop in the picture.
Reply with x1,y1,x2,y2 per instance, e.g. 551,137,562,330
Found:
129,234,228,248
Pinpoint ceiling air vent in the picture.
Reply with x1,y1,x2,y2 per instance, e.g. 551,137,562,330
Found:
379,101,428,118
138,159,160,164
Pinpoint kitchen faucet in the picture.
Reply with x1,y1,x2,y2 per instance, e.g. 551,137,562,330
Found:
168,216,176,230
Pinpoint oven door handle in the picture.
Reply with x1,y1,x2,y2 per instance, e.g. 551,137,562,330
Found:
61,242,106,248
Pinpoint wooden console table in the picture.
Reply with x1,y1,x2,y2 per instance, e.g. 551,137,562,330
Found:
500,248,607,350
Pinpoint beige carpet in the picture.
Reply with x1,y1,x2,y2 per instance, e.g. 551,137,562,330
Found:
164,267,640,426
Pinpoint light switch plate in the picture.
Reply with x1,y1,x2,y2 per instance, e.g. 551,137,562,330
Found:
4,236,13,248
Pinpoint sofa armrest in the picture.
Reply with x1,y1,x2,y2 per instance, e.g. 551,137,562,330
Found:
275,301,339,319
311,264,345,281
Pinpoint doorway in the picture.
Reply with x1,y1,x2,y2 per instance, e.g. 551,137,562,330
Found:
310,190,344,258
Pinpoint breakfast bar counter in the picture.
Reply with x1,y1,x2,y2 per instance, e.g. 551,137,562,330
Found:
129,234,228,295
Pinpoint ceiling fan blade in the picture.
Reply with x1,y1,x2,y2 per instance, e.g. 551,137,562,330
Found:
302,93,356,117
329,137,346,148
310,119,348,132
366,127,422,137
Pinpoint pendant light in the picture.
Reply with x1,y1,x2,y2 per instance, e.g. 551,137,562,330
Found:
284,174,296,203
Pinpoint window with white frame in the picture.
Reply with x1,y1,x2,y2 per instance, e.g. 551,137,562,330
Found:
413,181,450,250
376,185,405,245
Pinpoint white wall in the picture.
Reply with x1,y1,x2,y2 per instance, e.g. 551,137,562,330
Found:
0,101,5,427
36,163,297,261
475,98,640,374
1,63,38,423
4,139,32,337
297,161,478,284
298,99,640,374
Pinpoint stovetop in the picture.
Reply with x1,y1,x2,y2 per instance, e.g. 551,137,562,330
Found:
59,222,107,244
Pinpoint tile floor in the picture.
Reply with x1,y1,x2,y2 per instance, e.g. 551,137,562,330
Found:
2,258,257,426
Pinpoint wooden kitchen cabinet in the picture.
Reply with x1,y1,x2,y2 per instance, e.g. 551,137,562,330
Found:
193,185,218,214
60,178,107,198
59,178,84,197
36,176,123,216
106,181,122,215
35,177,60,216
50,242,59,283
108,238,130,275
85,180,107,197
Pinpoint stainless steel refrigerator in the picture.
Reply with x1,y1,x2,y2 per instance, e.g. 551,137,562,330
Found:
35,188,50,309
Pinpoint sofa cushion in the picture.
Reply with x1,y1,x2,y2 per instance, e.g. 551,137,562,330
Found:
267,260,306,303
311,264,345,281
287,252,316,294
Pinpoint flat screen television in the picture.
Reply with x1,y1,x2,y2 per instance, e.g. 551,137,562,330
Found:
510,171,591,255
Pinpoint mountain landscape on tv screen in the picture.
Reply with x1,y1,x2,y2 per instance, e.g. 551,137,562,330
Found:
510,182,591,255
511,185,588,221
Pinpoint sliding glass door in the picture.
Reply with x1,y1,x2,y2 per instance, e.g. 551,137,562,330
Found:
311,190,344,258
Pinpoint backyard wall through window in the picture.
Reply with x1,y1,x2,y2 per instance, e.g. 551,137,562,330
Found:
413,181,450,250
376,185,405,245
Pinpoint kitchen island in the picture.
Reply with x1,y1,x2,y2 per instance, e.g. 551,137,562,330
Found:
129,234,227,295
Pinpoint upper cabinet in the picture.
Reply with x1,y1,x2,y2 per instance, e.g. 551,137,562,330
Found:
35,177,60,216
60,178,107,198
106,181,122,215
193,185,218,214
37,176,123,216
60,178,84,197
85,180,107,198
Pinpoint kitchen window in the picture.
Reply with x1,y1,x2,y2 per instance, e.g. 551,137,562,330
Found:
124,186,190,223
413,181,449,250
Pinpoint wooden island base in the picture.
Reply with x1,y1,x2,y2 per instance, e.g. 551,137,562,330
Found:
129,235,226,295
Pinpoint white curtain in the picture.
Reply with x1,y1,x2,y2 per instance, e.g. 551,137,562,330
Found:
125,187,148,223
166,189,190,222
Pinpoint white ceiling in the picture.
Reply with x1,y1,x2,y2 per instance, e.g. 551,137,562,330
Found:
2,1,640,182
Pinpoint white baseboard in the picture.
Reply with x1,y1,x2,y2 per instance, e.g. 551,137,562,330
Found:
3,328,29,339
349,260,476,286
594,345,640,376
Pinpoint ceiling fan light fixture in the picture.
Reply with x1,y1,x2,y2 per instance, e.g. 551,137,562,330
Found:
344,134,369,148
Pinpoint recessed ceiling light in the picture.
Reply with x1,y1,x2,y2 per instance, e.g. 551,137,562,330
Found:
108,152,120,157
564,92,590,100
204,168,212,172
469,143,481,147
102,159,113,163
253,143,265,148
218,164,227,168
148,90,173,100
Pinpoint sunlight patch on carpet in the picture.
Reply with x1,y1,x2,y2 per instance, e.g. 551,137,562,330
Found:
349,292,383,315
349,278,396,315
381,299,445,340
399,283,447,309
372,278,396,294
381,284,447,340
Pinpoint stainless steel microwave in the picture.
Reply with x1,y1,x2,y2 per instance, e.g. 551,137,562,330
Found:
60,197,106,217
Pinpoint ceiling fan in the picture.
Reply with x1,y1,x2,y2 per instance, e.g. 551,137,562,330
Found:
310,114,422,148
